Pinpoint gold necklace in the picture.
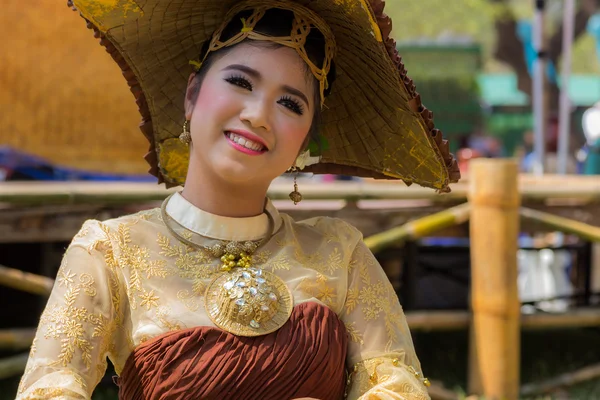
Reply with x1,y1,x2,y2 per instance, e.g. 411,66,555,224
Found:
160,193,293,337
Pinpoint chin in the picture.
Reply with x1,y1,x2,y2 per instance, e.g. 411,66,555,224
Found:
212,159,269,186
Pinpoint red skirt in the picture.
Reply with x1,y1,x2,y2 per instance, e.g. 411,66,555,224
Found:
117,302,348,400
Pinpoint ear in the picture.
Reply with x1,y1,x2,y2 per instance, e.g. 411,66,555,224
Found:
184,73,199,120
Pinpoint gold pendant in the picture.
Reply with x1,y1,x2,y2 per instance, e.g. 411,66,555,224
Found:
205,267,293,337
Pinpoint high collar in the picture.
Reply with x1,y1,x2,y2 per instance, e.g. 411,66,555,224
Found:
164,192,282,241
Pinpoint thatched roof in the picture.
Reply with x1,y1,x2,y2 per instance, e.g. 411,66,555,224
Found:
0,0,148,174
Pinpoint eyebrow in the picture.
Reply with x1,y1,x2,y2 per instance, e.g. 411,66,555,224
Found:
222,64,311,109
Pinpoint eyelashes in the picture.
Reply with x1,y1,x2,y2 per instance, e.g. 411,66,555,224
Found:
224,75,253,91
224,75,305,116
278,96,304,115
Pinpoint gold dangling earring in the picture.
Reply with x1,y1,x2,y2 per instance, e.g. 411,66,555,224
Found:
179,120,192,145
288,165,302,205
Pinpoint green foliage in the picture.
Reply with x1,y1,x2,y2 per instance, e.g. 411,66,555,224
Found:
384,0,600,75
385,0,494,43
308,135,329,157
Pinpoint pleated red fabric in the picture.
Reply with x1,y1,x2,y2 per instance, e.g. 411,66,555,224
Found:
117,302,348,400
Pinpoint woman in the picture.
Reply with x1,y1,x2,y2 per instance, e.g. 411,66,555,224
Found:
17,0,459,399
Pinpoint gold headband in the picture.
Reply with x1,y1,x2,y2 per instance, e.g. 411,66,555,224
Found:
190,0,337,108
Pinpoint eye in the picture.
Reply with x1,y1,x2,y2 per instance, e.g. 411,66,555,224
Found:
224,75,253,91
278,96,304,115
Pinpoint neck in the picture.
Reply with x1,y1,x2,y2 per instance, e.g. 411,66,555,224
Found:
181,157,270,218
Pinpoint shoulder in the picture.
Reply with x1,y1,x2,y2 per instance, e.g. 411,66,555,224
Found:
101,207,161,229
280,213,364,251
70,208,161,248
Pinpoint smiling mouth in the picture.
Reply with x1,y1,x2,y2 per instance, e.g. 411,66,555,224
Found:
225,131,267,153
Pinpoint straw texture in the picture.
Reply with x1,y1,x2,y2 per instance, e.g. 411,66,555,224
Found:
68,0,460,191
0,0,148,174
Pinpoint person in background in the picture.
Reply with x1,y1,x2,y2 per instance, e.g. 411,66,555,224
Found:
582,101,600,175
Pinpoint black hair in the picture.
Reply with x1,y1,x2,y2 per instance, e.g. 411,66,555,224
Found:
188,8,337,150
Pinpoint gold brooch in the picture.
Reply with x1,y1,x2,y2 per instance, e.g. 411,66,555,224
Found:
161,193,293,336
205,267,293,336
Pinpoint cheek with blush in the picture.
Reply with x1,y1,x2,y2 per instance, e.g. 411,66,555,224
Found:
192,79,238,129
273,118,311,165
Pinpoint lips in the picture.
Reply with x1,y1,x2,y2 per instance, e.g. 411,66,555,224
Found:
224,130,268,153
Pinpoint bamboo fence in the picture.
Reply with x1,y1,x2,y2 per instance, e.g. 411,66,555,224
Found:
1,174,600,205
363,203,470,253
0,265,54,296
1,171,600,398
0,353,28,380
520,206,600,242
520,363,600,396
0,329,36,352
467,160,521,399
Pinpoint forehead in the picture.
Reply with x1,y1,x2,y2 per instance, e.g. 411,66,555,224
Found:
211,42,314,91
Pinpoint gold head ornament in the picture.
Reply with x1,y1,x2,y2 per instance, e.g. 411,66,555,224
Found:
190,0,336,108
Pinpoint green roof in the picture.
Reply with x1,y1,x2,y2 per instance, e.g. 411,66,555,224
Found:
478,74,600,107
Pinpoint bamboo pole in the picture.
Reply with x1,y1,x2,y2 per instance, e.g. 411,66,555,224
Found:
405,308,600,331
468,159,521,399
364,203,470,253
532,0,547,175
1,177,600,205
0,353,29,379
520,207,600,242
0,329,36,351
406,311,471,331
520,363,600,396
0,264,54,296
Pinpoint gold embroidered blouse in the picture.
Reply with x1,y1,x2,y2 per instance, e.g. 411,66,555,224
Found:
17,193,430,399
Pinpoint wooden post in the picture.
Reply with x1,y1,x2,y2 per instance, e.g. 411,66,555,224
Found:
468,159,521,399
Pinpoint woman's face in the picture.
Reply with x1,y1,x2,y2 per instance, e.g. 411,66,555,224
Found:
185,42,315,188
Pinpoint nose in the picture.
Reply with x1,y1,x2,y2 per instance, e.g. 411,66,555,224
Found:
239,98,271,132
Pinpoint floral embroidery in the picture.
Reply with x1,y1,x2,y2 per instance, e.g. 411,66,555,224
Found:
297,273,337,309
253,249,272,265
157,233,218,299
113,221,168,309
326,247,344,274
29,338,38,358
345,322,364,345
346,244,410,351
156,306,183,331
139,290,160,310
58,269,76,287
177,289,199,312
40,259,111,370
347,357,430,399
268,255,293,271
26,387,87,399
344,287,359,313
73,228,89,240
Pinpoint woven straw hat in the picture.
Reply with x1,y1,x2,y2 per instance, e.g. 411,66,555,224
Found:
68,0,460,192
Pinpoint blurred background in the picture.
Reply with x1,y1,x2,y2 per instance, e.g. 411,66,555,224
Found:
1,0,600,399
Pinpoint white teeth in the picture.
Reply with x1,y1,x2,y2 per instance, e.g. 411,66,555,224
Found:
226,132,265,151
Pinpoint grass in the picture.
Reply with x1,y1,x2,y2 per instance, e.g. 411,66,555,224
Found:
414,328,600,399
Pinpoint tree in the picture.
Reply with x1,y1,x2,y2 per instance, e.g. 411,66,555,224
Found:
385,0,600,102
491,0,600,116
385,0,600,151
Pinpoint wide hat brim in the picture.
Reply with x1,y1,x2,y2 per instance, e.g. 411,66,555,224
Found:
69,0,460,191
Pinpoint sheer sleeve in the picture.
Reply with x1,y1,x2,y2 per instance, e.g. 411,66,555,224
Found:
341,240,431,400
17,220,124,399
